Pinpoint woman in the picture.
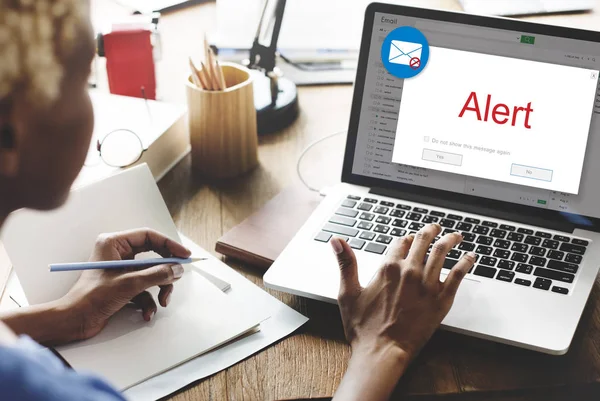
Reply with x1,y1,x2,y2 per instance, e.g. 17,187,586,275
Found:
0,1,475,400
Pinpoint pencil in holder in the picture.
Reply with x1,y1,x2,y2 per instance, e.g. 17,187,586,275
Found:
186,62,259,178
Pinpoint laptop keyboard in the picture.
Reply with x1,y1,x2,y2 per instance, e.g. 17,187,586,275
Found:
314,195,591,296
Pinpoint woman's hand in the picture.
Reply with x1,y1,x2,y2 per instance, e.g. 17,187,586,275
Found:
331,223,476,401
62,228,192,341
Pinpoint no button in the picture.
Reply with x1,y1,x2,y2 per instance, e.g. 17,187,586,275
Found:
511,164,553,182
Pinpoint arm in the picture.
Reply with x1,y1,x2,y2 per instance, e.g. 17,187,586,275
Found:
331,224,476,401
0,228,191,346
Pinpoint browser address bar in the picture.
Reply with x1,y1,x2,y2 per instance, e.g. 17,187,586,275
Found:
415,20,522,44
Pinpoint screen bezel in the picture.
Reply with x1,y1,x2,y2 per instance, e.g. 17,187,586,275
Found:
342,2,600,232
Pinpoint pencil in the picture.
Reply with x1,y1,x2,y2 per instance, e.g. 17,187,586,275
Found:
49,257,207,272
215,60,227,90
188,57,203,88
207,47,221,90
200,61,214,91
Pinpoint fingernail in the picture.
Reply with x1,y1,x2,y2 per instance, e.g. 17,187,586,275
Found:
171,264,184,279
467,252,476,259
166,292,172,306
330,238,344,254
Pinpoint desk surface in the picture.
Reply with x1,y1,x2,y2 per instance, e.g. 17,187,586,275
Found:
93,1,600,400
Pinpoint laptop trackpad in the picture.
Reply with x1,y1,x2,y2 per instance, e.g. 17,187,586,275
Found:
444,276,481,317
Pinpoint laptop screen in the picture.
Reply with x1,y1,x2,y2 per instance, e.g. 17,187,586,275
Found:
347,5,600,224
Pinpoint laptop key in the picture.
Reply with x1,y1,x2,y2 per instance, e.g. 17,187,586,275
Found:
511,243,528,253
448,249,462,259
442,258,459,269
529,246,546,257
357,221,373,230
376,235,393,244
341,199,357,208
572,238,589,246
413,207,428,214
559,243,586,255
552,286,569,295
373,206,389,215
515,278,532,287
392,219,408,227
359,231,376,241
473,226,489,235
507,232,524,242
375,216,391,224
462,233,476,242
465,217,480,224
364,198,378,203
359,212,375,221
396,204,411,210
494,239,510,249
498,260,515,270
553,235,570,242
499,224,516,231
323,223,359,237
365,242,386,254
422,215,439,223
524,236,542,246
409,222,425,231
390,209,405,218
529,256,547,266
496,270,515,282
516,263,533,274
476,236,493,245
442,229,457,235
430,210,445,217
349,238,366,250
482,221,498,228
336,207,358,218
447,214,463,221
347,195,361,200
406,212,422,221
511,252,528,262
456,222,473,231
493,249,510,259
517,228,534,235
374,224,390,234
547,260,578,274
380,201,394,207
439,219,456,228
547,250,564,260
357,203,373,211
474,265,497,278
314,231,332,243
533,277,552,290
458,242,476,251
475,245,493,255
534,267,574,283
542,239,559,249
565,253,582,264
535,231,552,239
480,256,497,267
490,229,507,239
390,228,406,237
329,215,357,227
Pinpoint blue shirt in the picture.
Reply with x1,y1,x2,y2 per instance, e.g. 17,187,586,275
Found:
0,336,125,401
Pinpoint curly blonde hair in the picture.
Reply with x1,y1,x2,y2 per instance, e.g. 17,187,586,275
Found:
0,0,90,107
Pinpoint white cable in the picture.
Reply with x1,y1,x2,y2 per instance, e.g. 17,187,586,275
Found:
296,130,346,194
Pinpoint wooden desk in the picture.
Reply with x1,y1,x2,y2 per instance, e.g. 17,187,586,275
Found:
93,1,600,400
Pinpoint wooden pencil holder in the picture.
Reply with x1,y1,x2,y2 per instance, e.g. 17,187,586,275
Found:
186,62,259,178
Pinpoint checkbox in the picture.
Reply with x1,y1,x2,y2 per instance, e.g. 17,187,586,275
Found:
424,136,430,142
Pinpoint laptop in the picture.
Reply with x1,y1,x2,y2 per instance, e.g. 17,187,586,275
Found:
264,2,600,355
459,0,595,17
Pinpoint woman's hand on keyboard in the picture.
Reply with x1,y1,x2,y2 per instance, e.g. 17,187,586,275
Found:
330,223,476,401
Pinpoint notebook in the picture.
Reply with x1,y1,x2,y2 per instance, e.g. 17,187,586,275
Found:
1,164,268,390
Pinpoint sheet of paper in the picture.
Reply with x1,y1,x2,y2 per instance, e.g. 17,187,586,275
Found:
58,269,265,390
124,234,309,401
0,242,11,301
1,164,180,305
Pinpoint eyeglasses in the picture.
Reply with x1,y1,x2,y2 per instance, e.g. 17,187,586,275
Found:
84,129,147,168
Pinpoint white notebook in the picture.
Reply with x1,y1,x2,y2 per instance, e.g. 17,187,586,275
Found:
1,164,268,390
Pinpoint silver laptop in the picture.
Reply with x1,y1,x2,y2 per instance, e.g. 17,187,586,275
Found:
264,3,600,355
459,0,595,17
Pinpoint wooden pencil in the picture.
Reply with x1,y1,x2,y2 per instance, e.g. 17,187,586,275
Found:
188,57,203,89
215,60,227,90
207,47,221,90
200,62,214,91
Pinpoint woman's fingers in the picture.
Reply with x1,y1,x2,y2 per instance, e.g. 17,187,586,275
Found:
407,224,441,265
442,252,477,299
102,228,191,259
385,235,414,263
331,237,362,301
423,232,463,284
121,263,184,295
132,291,157,321
158,284,174,307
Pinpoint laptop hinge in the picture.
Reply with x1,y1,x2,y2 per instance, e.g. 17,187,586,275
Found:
370,187,575,233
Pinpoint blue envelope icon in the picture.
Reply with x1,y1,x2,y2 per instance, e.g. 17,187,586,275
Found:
389,40,422,65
